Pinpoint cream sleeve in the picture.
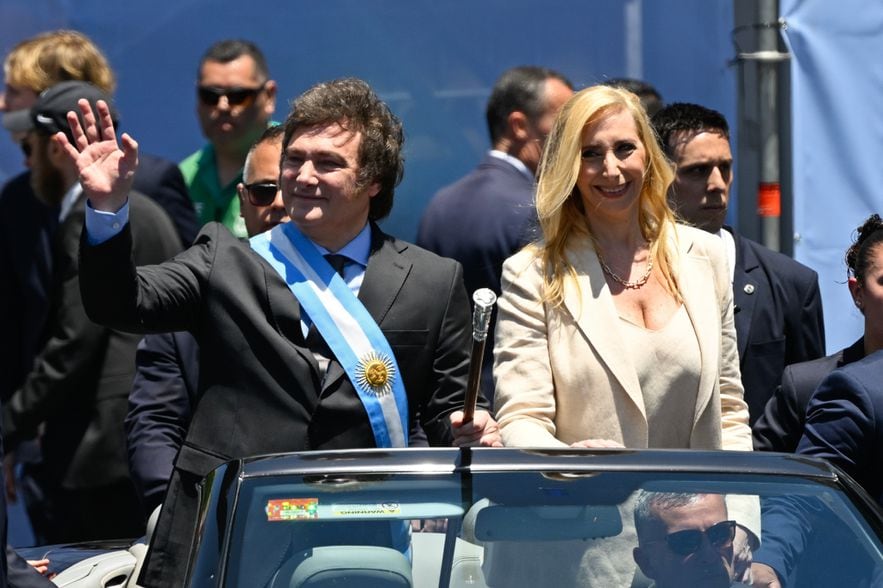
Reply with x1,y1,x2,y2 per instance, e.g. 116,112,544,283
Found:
708,236,753,451
493,250,567,448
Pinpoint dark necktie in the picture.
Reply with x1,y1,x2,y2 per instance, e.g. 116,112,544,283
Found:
324,253,348,277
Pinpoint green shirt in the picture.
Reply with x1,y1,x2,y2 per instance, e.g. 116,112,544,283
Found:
179,144,248,238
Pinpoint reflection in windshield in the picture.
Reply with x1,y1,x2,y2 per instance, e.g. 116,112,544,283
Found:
207,471,883,587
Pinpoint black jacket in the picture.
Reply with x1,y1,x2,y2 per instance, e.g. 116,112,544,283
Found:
753,338,864,452
728,229,826,425
79,221,480,586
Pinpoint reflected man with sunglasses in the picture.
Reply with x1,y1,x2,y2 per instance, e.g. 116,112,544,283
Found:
634,492,743,588
181,39,277,238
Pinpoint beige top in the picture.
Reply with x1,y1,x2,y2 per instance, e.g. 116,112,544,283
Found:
619,305,700,448
493,223,752,451
491,225,760,582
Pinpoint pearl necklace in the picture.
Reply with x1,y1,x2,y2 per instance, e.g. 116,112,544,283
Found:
596,248,654,290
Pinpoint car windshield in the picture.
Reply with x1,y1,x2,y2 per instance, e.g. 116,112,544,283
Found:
187,452,883,588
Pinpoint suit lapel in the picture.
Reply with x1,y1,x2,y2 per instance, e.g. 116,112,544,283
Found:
729,230,759,360
322,228,411,392
563,235,645,415
676,230,718,426
257,249,321,387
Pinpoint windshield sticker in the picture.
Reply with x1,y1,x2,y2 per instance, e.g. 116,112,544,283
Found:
332,503,402,517
266,498,319,521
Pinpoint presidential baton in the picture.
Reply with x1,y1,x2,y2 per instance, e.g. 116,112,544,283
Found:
463,288,497,423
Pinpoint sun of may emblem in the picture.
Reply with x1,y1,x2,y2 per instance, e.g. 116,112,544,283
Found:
356,351,396,396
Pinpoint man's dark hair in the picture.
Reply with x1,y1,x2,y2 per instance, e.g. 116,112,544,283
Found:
604,78,663,116
485,66,573,144
651,102,730,157
282,78,404,221
198,39,269,81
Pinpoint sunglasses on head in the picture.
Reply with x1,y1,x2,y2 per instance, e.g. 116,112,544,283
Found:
197,82,266,107
244,182,279,206
655,520,737,556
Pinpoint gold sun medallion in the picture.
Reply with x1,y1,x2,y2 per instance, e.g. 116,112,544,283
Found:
355,351,396,396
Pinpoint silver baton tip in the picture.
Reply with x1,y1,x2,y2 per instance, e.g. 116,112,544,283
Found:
471,288,497,340
472,288,497,309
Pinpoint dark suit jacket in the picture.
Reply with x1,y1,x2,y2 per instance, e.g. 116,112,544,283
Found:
79,221,479,585
755,351,883,584
417,153,536,297
0,158,195,403
136,154,199,245
126,331,199,517
6,547,53,587
753,338,865,452
416,153,536,399
0,173,57,403
125,329,430,520
2,192,181,491
798,349,883,503
729,229,825,425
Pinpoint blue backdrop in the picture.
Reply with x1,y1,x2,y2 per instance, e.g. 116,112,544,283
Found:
781,0,883,353
1,0,737,242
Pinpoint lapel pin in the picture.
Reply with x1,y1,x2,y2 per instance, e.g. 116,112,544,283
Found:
743,284,755,295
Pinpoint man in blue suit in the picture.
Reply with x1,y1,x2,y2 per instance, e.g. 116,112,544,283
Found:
797,349,883,501
652,103,825,427
752,337,865,452
416,66,572,400
751,350,883,587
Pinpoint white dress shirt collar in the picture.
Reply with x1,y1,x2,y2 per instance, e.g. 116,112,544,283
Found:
488,150,535,183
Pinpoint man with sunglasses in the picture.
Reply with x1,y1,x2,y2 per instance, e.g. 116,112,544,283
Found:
634,491,743,588
181,39,277,238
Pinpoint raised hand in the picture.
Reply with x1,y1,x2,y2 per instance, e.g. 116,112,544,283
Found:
56,98,138,212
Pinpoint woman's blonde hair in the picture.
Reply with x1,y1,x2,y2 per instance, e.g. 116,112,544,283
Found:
4,30,116,94
534,84,678,306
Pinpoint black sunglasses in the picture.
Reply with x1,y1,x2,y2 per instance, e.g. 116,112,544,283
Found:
20,139,32,158
654,520,737,556
197,82,266,107
244,182,279,206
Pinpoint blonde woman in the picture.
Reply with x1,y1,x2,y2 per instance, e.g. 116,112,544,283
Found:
489,84,757,586
494,85,751,451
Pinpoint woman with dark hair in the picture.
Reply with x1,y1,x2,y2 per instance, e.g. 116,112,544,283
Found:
754,213,883,452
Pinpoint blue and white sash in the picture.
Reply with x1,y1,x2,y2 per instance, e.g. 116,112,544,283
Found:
250,223,408,448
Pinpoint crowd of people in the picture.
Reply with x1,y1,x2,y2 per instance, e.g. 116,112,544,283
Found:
0,28,879,588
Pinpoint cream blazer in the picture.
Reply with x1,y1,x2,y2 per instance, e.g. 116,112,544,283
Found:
494,223,752,451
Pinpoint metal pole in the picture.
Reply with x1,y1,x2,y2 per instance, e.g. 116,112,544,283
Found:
757,0,782,251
